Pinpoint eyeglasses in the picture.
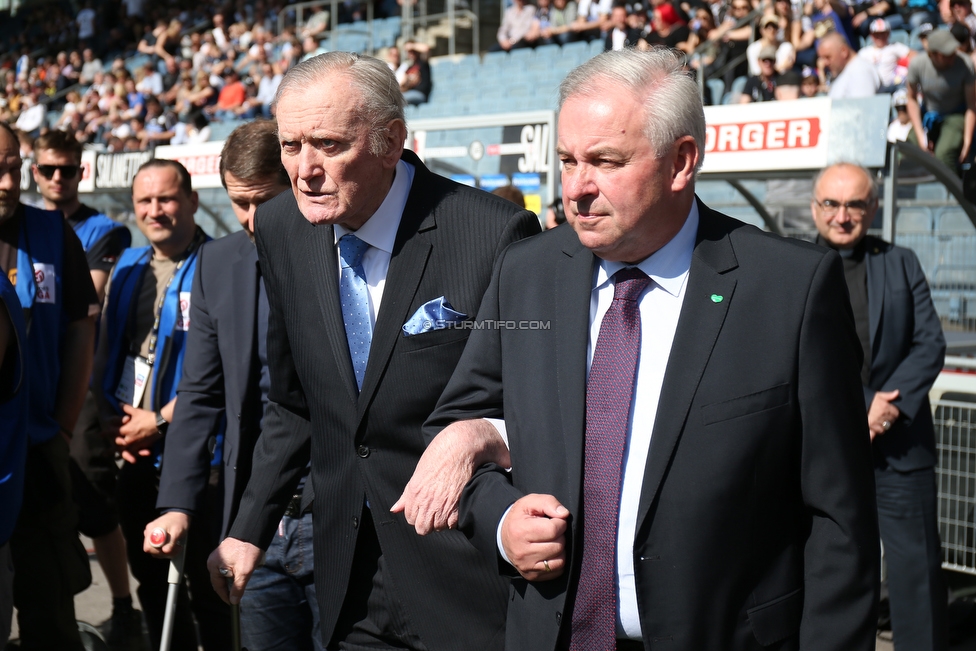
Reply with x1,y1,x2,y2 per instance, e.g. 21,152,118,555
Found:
34,164,80,180
814,198,869,218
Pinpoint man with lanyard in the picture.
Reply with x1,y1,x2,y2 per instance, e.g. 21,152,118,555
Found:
93,159,231,651
144,120,323,650
0,120,99,651
30,129,142,649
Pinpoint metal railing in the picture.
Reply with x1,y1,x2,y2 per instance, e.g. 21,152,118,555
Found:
936,396,976,575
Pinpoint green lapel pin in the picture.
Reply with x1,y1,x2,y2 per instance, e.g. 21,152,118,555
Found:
710,294,724,303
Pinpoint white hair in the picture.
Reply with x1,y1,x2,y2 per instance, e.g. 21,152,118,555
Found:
272,51,406,156
558,47,706,171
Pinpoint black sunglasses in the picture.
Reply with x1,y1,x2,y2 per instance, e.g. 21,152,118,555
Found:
35,164,80,180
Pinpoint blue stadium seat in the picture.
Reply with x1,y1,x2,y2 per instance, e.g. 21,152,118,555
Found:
588,39,605,59
723,75,748,104
890,29,909,46
937,209,976,233
706,78,725,106
695,180,739,204
916,182,948,201
895,207,933,232
562,40,589,61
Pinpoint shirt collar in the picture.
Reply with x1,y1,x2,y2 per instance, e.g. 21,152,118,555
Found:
334,158,415,253
594,199,699,297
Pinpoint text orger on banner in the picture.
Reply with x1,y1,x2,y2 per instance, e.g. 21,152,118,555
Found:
700,98,831,173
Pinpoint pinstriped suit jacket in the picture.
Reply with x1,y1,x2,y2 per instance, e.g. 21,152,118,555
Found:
229,149,541,650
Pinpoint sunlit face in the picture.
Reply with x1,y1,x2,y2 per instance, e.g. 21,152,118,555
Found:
0,129,22,221
817,39,849,75
32,148,82,206
223,170,288,233
557,83,696,263
811,164,876,249
132,166,199,253
275,72,404,229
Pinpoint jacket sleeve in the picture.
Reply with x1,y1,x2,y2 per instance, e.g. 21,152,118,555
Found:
426,243,525,570
871,248,946,426
798,251,880,650
227,215,311,550
156,242,226,515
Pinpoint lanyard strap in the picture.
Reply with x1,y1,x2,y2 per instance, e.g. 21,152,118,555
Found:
146,228,204,366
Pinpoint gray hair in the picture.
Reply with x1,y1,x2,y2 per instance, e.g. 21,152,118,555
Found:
272,51,406,156
812,162,879,203
558,48,706,171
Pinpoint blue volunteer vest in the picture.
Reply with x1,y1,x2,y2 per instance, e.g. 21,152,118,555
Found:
101,234,223,466
72,211,131,253
0,274,28,545
15,206,66,446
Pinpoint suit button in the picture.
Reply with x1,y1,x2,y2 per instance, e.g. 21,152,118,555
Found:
237,412,241,421
555,612,561,625
352,516,359,528
357,445,370,458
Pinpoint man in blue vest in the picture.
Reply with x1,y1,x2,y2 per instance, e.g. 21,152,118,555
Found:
30,129,141,649
93,159,231,651
0,273,28,649
0,120,100,651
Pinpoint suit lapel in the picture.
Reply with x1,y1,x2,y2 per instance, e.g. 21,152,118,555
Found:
556,233,595,514
304,216,360,403
231,235,259,400
357,159,435,416
635,206,738,535
865,238,886,353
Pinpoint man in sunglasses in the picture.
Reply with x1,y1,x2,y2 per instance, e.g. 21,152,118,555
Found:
811,162,947,649
0,121,99,650
32,131,131,303
31,131,142,647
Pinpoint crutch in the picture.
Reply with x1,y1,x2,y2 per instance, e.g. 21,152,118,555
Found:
156,531,186,651
227,576,244,651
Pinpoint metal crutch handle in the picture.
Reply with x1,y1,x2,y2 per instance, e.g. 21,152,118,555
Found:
158,539,187,651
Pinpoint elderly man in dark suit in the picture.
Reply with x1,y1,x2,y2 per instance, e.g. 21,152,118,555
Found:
206,52,540,651
418,48,880,651
812,162,948,650
142,120,327,650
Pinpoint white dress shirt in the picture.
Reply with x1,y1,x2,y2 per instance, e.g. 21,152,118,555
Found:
497,201,699,641
333,158,415,325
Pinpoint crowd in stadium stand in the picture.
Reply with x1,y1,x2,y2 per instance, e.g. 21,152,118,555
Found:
3,0,976,164
0,0,405,151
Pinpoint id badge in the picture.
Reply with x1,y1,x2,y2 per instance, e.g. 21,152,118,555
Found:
114,355,151,408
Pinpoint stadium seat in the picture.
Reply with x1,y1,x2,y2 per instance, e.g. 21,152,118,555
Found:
588,39,605,58
916,182,948,201
890,29,910,46
695,180,739,205
895,207,933,232
722,76,748,104
937,209,976,233
706,78,725,106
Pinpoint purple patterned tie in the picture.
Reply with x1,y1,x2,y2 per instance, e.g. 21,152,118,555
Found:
570,267,650,651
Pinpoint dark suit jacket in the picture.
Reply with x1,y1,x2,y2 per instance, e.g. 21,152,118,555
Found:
861,236,946,471
429,202,880,651
157,230,271,539
228,150,541,650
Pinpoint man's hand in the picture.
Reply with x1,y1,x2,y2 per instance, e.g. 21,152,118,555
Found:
501,494,569,582
207,537,264,605
143,511,191,558
392,419,510,535
115,403,163,463
868,389,901,440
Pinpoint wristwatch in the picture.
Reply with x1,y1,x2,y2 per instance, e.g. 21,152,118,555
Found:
155,411,169,435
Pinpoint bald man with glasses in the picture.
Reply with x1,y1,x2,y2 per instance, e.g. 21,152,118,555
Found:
811,162,948,650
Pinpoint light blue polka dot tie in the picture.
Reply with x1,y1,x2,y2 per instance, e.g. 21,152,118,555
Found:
338,234,371,391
